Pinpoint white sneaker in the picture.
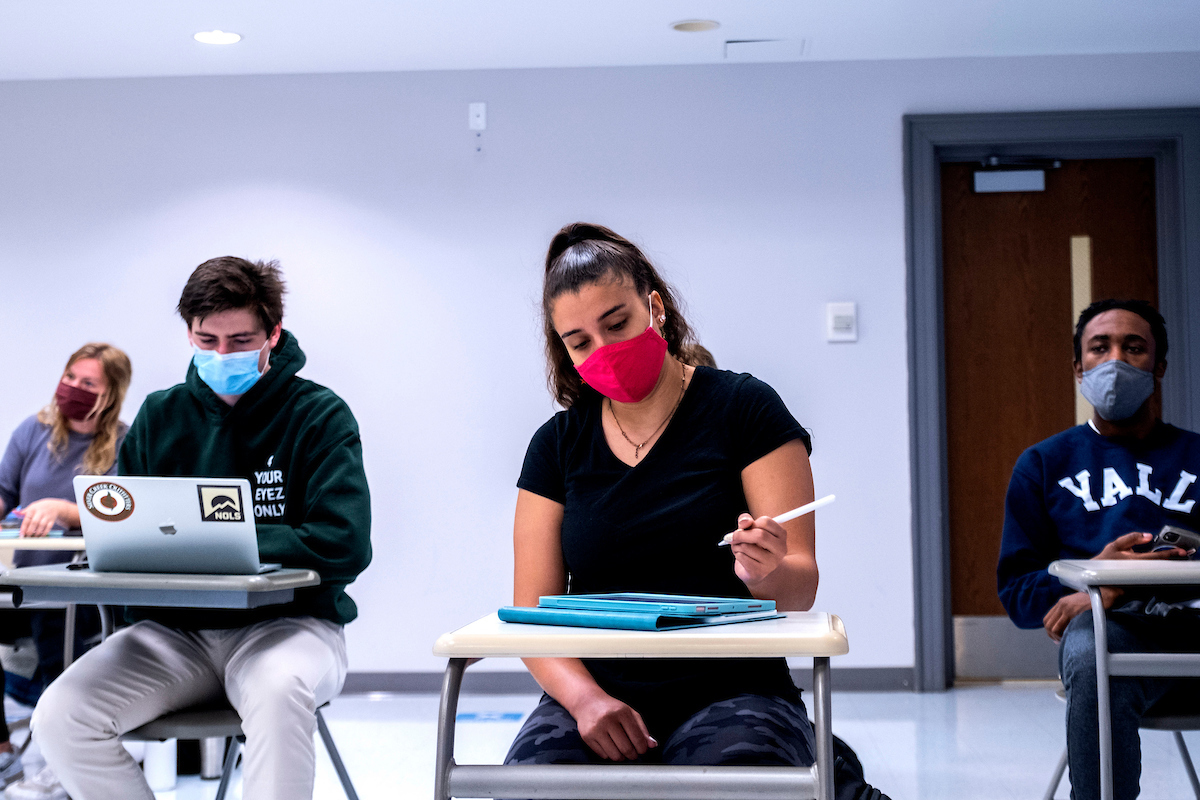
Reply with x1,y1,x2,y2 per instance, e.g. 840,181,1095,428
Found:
3,766,66,800
0,751,21,788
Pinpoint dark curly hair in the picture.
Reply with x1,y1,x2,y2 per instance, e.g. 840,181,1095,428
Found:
1073,298,1167,366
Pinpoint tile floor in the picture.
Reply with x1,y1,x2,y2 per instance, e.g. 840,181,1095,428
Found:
13,682,1200,799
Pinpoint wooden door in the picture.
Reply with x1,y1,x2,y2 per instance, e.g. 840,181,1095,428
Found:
941,158,1158,630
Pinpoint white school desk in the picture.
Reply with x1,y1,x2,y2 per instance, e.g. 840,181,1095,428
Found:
1049,559,1200,800
432,611,849,800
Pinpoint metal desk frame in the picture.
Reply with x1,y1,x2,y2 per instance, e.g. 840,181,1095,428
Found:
1050,559,1200,800
0,537,90,666
0,561,325,792
0,563,321,609
433,612,848,800
0,563,320,667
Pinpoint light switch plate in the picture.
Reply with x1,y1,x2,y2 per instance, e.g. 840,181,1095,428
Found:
469,102,487,131
826,302,857,342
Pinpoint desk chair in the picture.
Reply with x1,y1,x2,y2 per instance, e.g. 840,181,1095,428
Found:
98,606,359,800
1044,688,1200,800
121,703,359,800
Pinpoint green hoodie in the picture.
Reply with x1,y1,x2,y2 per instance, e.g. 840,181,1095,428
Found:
119,330,372,629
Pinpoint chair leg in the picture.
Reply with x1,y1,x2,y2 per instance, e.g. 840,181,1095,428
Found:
215,736,242,800
1174,731,1200,800
1044,746,1069,800
317,708,360,800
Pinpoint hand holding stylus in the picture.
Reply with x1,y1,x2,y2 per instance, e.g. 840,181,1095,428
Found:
718,494,836,547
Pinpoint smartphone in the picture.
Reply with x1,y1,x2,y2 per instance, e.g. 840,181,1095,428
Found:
1149,524,1200,556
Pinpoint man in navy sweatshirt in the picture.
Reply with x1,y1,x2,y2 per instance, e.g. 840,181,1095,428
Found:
998,298,1200,800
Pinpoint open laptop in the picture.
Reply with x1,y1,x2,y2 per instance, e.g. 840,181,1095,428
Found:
72,476,280,574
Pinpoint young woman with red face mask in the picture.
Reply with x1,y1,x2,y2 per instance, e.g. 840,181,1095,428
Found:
0,343,132,540
504,223,822,775
0,343,131,790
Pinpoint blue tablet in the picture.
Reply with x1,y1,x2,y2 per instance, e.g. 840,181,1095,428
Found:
538,592,774,616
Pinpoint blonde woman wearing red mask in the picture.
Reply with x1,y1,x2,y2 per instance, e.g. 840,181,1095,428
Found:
0,343,131,795
505,223,823,776
0,343,131,541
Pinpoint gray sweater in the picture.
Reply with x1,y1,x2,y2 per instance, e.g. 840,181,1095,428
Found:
0,414,125,567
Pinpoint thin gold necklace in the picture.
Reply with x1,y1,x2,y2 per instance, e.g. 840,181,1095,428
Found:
609,367,687,461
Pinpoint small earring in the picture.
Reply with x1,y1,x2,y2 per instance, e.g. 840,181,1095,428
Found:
659,315,666,323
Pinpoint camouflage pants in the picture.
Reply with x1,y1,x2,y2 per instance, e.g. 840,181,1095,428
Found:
505,692,815,767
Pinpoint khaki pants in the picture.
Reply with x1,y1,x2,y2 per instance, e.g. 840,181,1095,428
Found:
32,616,347,800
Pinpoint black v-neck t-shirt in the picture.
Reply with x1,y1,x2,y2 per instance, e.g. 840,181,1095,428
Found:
517,367,812,736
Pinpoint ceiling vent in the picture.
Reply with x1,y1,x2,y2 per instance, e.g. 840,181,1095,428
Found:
724,39,805,63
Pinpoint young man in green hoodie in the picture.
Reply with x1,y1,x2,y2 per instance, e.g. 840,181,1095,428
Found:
33,257,372,800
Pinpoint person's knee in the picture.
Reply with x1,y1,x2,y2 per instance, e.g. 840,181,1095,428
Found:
230,620,346,720
240,671,316,728
505,696,591,765
1060,612,1098,688
665,695,813,767
31,670,107,750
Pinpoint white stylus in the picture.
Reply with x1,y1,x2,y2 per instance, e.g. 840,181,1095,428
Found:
717,494,836,546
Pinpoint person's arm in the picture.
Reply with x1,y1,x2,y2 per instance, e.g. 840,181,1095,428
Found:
513,489,655,761
0,423,28,519
254,428,372,585
21,420,115,535
729,439,818,611
16,498,79,536
995,459,1177,641
997,462,1074,630
117,409,147,475
1041,533,1184,641
0,418,78,535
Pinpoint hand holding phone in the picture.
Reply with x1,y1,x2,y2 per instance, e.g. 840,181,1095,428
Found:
1149,524,1200,557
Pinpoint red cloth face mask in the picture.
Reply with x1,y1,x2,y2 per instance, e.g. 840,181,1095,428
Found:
55,382,100,422
575,297,669,404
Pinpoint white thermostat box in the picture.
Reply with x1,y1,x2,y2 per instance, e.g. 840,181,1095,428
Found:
826,302,858,343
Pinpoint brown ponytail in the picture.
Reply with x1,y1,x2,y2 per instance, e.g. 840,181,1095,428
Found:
541,223,701,408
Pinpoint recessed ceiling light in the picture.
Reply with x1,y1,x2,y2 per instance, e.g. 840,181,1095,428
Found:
194,30,242,45
671,19,720,33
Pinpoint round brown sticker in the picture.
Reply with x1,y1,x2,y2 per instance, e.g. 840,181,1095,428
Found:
82,482,135,522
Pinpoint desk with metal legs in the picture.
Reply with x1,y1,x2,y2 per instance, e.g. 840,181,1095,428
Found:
1050,559,1200,800
0,537,89,666
0,562,326,791
432,611,849,800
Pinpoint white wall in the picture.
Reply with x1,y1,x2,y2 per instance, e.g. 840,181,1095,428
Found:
1,51,1198,672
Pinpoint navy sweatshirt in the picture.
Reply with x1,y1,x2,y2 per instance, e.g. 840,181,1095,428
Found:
997,422,1200,629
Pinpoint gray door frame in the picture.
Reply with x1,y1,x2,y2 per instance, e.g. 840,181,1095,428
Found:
905,108,1200,691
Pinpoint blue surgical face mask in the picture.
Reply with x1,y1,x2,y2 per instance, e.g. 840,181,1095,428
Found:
1080,359,1156,422
192,342,268,396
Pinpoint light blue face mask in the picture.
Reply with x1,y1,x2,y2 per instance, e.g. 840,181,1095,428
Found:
1080,359,1156,422
192,342,268,396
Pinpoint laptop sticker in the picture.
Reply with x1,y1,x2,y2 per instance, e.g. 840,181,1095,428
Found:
197,485,245,522
82,482,135,522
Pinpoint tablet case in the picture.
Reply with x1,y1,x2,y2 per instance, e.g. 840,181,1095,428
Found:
538,592,775,616
498,605,782,630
